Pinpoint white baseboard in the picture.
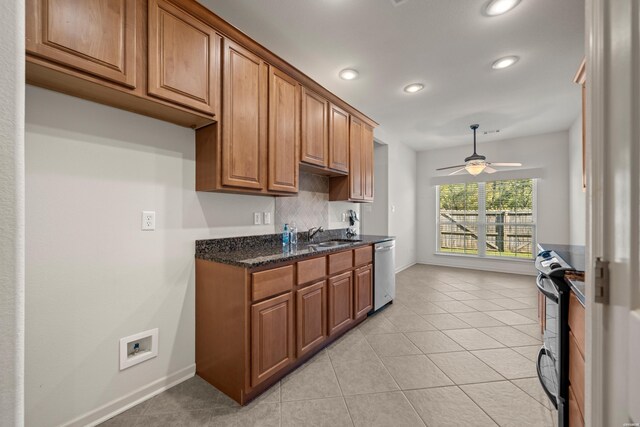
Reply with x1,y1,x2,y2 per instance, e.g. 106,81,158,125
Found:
62,364,196,427
417,260,536,276
395,262,417,274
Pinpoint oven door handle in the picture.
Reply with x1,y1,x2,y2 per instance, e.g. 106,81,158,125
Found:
536,347,559,410
536,274,558,303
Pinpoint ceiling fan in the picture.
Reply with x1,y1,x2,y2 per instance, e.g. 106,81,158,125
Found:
436,124,522,176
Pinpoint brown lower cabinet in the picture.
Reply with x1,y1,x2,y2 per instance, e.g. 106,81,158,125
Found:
296,281,327,357
251,292,294,387
354,264,373,318
328,271,354,335
196,245,374,404
568,291,585,426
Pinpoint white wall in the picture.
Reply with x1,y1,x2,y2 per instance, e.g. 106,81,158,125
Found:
388,142,418,272
569,115,586,245
417,131,571,275
25,86,276,426
362,143,389,236
0,0,25,425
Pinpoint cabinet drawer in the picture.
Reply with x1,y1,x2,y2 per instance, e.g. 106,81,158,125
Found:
569,331,585,417
568,292,585,357
297,256,326,285
354,246,372,267
252,265,294,301
568,385,585,427
328,250,353,275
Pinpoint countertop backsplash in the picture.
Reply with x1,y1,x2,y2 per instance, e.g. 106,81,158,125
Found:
275,171,360,233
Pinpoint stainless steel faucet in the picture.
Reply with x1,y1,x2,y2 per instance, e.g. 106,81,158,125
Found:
307,226,325,242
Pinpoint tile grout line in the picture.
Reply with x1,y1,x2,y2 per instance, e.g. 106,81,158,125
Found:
325,344,356,427
363,327,427,427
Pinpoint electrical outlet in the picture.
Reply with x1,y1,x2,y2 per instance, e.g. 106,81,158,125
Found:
342,212,347,222
253,212,262,225
263,212,271,225
142,211,155,231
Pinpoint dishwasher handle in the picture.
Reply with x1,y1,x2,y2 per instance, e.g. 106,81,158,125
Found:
375,245,395,252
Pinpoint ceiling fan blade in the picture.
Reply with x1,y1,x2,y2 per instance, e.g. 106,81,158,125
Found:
448,167,467,176
436,164,466,171
487,162,522,167
484,166,498,174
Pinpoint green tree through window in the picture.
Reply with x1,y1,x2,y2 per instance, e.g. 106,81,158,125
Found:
438,179,535,259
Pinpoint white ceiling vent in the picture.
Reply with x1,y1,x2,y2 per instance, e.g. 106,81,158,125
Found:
483,129,501,135
390,0,409,7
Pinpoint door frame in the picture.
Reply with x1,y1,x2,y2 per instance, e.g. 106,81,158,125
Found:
585,0,604,424
586,0,640,424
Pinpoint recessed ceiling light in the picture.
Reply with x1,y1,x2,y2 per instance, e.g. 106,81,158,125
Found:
404,83,424,93
339,69,359,80
492,56,519,70
484,0,521,16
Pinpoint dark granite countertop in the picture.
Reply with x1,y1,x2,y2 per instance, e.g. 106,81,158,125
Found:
196,229,394,268
538,243,586,305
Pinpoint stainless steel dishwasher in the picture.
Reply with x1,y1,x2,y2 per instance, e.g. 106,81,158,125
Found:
373,239,396,311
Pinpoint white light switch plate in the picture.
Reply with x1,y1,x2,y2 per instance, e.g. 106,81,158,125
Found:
263,212,271,225
142,211,155,231
253,212,262,225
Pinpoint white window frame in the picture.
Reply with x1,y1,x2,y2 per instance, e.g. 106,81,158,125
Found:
435,179,538,261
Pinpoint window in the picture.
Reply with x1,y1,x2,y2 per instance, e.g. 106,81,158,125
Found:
437,178,536,259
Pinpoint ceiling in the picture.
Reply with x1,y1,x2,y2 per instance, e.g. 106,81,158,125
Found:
200,0,585,151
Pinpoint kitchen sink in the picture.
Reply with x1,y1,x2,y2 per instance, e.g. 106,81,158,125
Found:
307,239,362,249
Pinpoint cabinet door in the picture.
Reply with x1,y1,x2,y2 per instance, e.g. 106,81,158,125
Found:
26,0,136,88
148,0,219,116
362,123,375,201
296,281,327,357
251,292,294,387
354,265,373,319
328,271,353,335
221,40,268,190
301,88,329,167
349,117,364,200
329,104,350,173
268,67,300,193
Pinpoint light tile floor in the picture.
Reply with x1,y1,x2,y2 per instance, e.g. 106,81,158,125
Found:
101,265,556,426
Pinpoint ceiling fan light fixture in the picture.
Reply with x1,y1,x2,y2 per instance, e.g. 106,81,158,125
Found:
465,162,486,176
484,0,521,16
492,56,519,70
339,68,359,80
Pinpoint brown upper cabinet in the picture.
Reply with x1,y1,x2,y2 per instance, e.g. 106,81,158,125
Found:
221,40,268,191
328,104,350,173
329,117,374,202
348,117,364,200
26,0,137,88
196,45,300,195
25,0,377,195
268,67,300,193
148,0,220,116
362,123,375,201
300,88,329,168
